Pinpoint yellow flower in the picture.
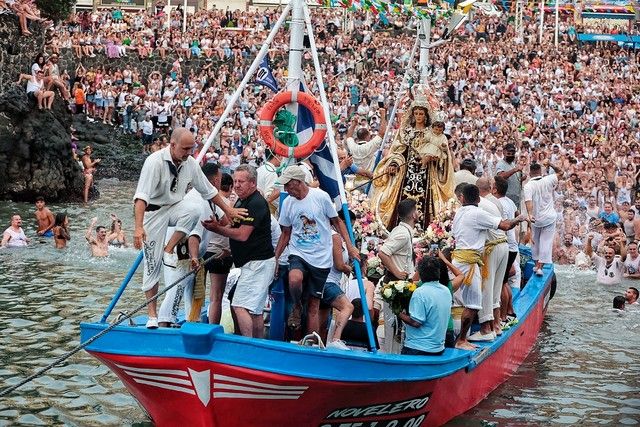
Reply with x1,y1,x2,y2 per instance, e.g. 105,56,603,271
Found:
408,283,417,292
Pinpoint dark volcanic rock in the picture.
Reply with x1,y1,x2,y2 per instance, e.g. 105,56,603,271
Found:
0,85,85,202
71,115,145,182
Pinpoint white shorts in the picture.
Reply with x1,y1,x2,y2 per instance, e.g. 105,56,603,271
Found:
453,260,482,311
232,258,276,315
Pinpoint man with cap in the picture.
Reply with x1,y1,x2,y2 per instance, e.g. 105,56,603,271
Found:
496,143,526,209
274,165,360,338
454,158,478,187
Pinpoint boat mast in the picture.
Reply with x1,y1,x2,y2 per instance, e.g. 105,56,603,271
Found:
418,17,431,84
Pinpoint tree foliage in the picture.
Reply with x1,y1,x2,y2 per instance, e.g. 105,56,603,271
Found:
35,0,76,23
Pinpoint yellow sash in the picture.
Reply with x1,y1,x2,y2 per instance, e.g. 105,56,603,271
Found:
452,249,484,286
187,259,207,322
481,237,508,279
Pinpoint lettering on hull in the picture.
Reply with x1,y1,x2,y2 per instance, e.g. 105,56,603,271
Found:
322,394,431,425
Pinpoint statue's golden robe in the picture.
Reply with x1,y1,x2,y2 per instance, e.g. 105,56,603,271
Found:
371,127,454,232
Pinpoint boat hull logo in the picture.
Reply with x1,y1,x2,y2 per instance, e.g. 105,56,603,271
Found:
115,364,308,406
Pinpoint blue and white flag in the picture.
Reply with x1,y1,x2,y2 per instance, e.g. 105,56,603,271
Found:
295,83,341,203
255,57,279,93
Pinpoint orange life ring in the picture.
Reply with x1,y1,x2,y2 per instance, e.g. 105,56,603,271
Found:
258,91,327,159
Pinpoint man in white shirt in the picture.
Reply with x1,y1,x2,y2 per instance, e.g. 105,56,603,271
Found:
523,160,563,276
345,108,386,186
274,165,359,337
585,234,626,285
454,158,478,188
256,149,282,214
377,199,417,353
133,128,245,328
494,176,520,326
477,178,509,341
451,184,524,350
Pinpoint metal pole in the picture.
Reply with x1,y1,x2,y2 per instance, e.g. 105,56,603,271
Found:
195,3,293,162
286,0,305,102
419,18,431,84
303,3,378,353
100,252,144,323
167,0,171,30
183,0,188,33
554,0,559,47
539,0,545,45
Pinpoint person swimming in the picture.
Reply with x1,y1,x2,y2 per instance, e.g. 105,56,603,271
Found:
107,214,127,248
52,212,70,249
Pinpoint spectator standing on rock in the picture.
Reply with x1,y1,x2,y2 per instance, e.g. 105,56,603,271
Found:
17,70,54,110
81,146,101,204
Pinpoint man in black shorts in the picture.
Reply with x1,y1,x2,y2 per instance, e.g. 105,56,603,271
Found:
274,165,359,337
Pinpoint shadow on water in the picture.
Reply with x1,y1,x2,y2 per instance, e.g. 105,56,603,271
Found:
1,181,639,426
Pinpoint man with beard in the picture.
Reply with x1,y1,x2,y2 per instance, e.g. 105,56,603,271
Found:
496,143,526,208
554,232,580,265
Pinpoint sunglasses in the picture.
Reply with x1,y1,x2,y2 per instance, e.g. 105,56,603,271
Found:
170,176,179,192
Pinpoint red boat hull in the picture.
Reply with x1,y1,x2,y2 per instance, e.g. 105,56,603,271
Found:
88,284,548,427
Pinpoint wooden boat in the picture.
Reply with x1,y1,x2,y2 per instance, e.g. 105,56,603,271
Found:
80,250,555,427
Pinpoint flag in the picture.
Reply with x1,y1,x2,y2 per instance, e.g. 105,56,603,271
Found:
295,83,341,202
255,56,279,93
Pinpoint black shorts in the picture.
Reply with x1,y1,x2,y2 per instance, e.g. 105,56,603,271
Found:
503,251,518,285
204,252,233,275
288,254,330,299
27,92,37,102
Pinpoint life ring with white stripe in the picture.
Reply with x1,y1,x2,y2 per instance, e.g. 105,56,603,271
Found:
258,91,327,159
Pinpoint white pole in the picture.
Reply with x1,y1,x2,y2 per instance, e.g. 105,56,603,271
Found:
286,0,305,99
554,0,559,47
167,0,171,30
183,0,188,33
419,18,431,84
539,0,544,45
302,3,378,353
195,3,293,162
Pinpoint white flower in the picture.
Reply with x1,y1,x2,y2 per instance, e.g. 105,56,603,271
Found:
394,282,405,292
383,287,393,299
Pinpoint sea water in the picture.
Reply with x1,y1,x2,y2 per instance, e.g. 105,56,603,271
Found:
0,180,638,426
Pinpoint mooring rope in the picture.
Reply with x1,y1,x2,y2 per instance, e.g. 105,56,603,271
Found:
0,253,218,398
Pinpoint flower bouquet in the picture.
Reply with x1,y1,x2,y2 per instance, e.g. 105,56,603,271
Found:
366,255,386,281
415,198,457,254
380,280,419,315
347,190,388,248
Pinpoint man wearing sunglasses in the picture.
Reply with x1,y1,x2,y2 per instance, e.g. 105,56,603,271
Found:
133,127,247,329
585,233,627,286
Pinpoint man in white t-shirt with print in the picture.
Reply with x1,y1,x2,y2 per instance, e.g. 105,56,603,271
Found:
585,234,626,285
274,165,359,338
523,160,563,276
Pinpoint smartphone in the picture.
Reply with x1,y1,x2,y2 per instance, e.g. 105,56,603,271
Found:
430,243,439,253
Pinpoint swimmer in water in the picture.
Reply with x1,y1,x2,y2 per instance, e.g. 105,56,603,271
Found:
34,196,55,237
107,214,127,248
85,217,109,257
52,212,70,249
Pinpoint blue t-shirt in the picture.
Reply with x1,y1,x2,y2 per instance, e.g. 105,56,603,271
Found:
404,282,451,353
599,211,620,225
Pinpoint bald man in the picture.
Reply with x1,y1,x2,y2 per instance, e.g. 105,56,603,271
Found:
476,177,509,340
133,127,247,328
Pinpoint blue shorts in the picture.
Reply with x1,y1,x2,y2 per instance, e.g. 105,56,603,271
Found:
288,255,330,299
41,230,53,238
320,282,344,308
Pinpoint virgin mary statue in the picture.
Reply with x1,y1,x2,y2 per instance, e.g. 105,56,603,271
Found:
371,85,455,232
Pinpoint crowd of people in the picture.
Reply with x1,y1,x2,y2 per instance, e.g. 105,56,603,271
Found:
4,3,640,351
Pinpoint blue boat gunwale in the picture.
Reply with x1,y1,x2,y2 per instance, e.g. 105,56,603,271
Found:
80,264,553,383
